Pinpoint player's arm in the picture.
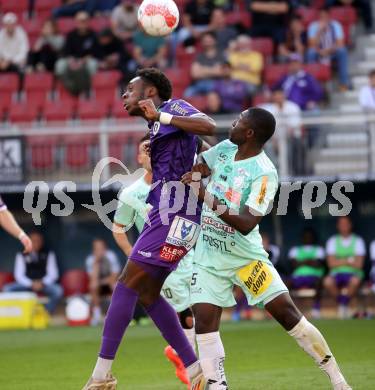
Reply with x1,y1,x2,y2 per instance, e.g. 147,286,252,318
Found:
112,222,133,257
138,99,216,136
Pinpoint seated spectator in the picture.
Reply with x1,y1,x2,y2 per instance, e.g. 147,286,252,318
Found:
52,0,110,18
208,8,237,51
324,216,366,319
86,238,120,326
370,239,375,293
133,29,167,69
0,13,29,73
325,0,373,32
273,53,324,111
3,231,63,314
184,32,226,97
249,0,290,44
358,69,375,112
95,28,133,79
307,7,350,91
207,62,249,113
55,11,98,95
228,35,264,95
288,228,325,318
178,0,215,45
111,0,138,42
278,15,307,62
28,20,65,72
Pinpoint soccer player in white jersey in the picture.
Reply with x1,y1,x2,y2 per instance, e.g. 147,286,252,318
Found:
182,107,352,390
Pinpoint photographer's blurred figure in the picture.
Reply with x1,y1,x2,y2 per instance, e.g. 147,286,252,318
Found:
86,238,120,326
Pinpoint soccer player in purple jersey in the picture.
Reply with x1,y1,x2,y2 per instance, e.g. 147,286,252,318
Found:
82,68,216,390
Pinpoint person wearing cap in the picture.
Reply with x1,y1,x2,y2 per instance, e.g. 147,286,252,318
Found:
0,13,29,73
273,53,324,111
111,0,138,41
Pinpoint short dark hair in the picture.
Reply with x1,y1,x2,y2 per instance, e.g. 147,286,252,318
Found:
201,31,216,41
245,107,276,146
136,68,172,101
369,69,375,78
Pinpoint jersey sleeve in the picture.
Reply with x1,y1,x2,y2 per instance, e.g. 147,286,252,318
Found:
245,172,278,216
113,191,136,227
202,140,233,170
0,195,7,211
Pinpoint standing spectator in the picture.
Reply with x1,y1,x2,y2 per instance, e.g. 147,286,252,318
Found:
370,240,375,293
208,8,237,51
207,62,249,113
324,216,366,319
249,0,290,44
28,20,65,72
0,13,29,73
86,238,120,326
184,32,226,97
278,15,307,62
228,35,264,95
133,29,167,69
288,228,326,318
55,11,98,95
307,7,350,91
3,231,63,314
273,53,324,111
358,69,375,112
111,0,138,42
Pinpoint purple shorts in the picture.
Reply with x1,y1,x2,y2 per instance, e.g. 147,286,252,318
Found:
292,275,320,289
129,207,201,274
333,273,355,288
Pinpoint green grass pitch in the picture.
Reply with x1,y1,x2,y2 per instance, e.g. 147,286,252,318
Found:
1,320,374,389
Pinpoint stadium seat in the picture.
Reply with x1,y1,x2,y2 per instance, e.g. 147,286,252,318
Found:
164,68,191,90
63,134,98,170
225,11,252,29
0,73,18,117
8,102,40,123
111,99,128,119
330,6,357,45
92,71,122,91
57,18,76,34
176,46,196,69
90,16,110,32
264,64,288,86
21,19,44,43
304,63,332,83
1,0,29,17
61,269,89,297
185,96,208,112
297,7,319,28
34,0,60,19
43,100,75,122
251,38,274,60
24,73,54,108
26,135,59,171
252,93,268,107
0,272,14,291
77,99,108,120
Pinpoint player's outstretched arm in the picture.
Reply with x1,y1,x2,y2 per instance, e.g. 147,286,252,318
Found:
112,222,133,257
138,99,216,136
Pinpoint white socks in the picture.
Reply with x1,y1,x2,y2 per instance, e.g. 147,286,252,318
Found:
196,332,228,390
184,327,197,353
288,316,349,388
92,357,113,381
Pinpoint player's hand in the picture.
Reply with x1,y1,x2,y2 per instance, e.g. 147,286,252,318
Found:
191,163,211,178
20,234,32,254
32,280,43,292
138,99,159,122
142,140,151,156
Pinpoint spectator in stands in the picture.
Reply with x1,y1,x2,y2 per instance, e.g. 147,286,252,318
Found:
28,20,65,72
273,53,324,111
86,238,120,326
3,231,63,314
288,228,326,318
278,15,307,62
249,0,290,44
111,0,138,42
133,29,167,69
370,239,375,293
261,89,303,174
307,7,350,91
325,0,373,32
52,0,118,18
179,0,215,45
184,32,226,97
324,216,366,319
228,35,264,95
358,69,375,112
0,13,29,73
261,232,280,267
95,28,133,79
55,11,98,95
208,8,237,51
207,62,249,113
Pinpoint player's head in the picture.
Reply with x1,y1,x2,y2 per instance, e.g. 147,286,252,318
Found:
302,227,317,245
337,216,352,237
122,68,172,116
229,107,276,148
92,238,107,257
138,133,151,172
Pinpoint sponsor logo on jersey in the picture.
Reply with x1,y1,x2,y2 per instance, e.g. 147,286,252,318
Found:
224,165,233,173
237,260,273,297
170,102,188,116
160,243,187,262
165,216,200,251
151,121,160,136
202,234,232,253
138,250,151,257
233,175,245,189
202,216,235,234
256,176,268,205
225,188,241,206
212,182,226,196
217,152,229,162
219,174,228,182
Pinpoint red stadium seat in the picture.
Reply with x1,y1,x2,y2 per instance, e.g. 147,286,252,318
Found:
297,8,319,28
164,68,191,89
63,134,98,169
0,73,19,93
27,135,59,171
8,102,39,123
57,18,76,34
0,272,14,291
61,269,89,297
264,64,288,86
225,11,252,29
34,0,60,18
1,0,28,15
176,46,196,69
251,38,274,59
90,16,110,32
25,73,54,108
330,6,357,26
44,100,75,122
252,93,268,107
304,63,332,83
111,99,128,119
109,133,132,160
94,89,117,111
185,96,208,112
77,99,108,120
21,19,43,40
92,71,122,91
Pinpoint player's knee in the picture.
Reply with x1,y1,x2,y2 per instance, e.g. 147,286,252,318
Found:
349,276,361,288
323,276,334,288
179,308,194,329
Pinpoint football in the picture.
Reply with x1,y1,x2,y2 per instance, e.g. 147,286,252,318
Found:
138,0,180,37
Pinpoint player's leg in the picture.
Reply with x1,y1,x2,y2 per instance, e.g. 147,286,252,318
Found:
41,283,63,314
89,277,102,326
265,292,352,390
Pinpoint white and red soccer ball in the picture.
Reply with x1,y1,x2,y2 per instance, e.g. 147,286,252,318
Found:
138,0,180,37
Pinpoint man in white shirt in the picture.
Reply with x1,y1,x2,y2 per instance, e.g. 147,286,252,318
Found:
324,216,366,319
111,0,138,41
3,231,62,314
86,238,120,326
358,69,375,112
0,13,29,73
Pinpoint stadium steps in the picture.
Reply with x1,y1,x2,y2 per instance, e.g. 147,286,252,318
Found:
313,160,369,175
326,132,368,147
